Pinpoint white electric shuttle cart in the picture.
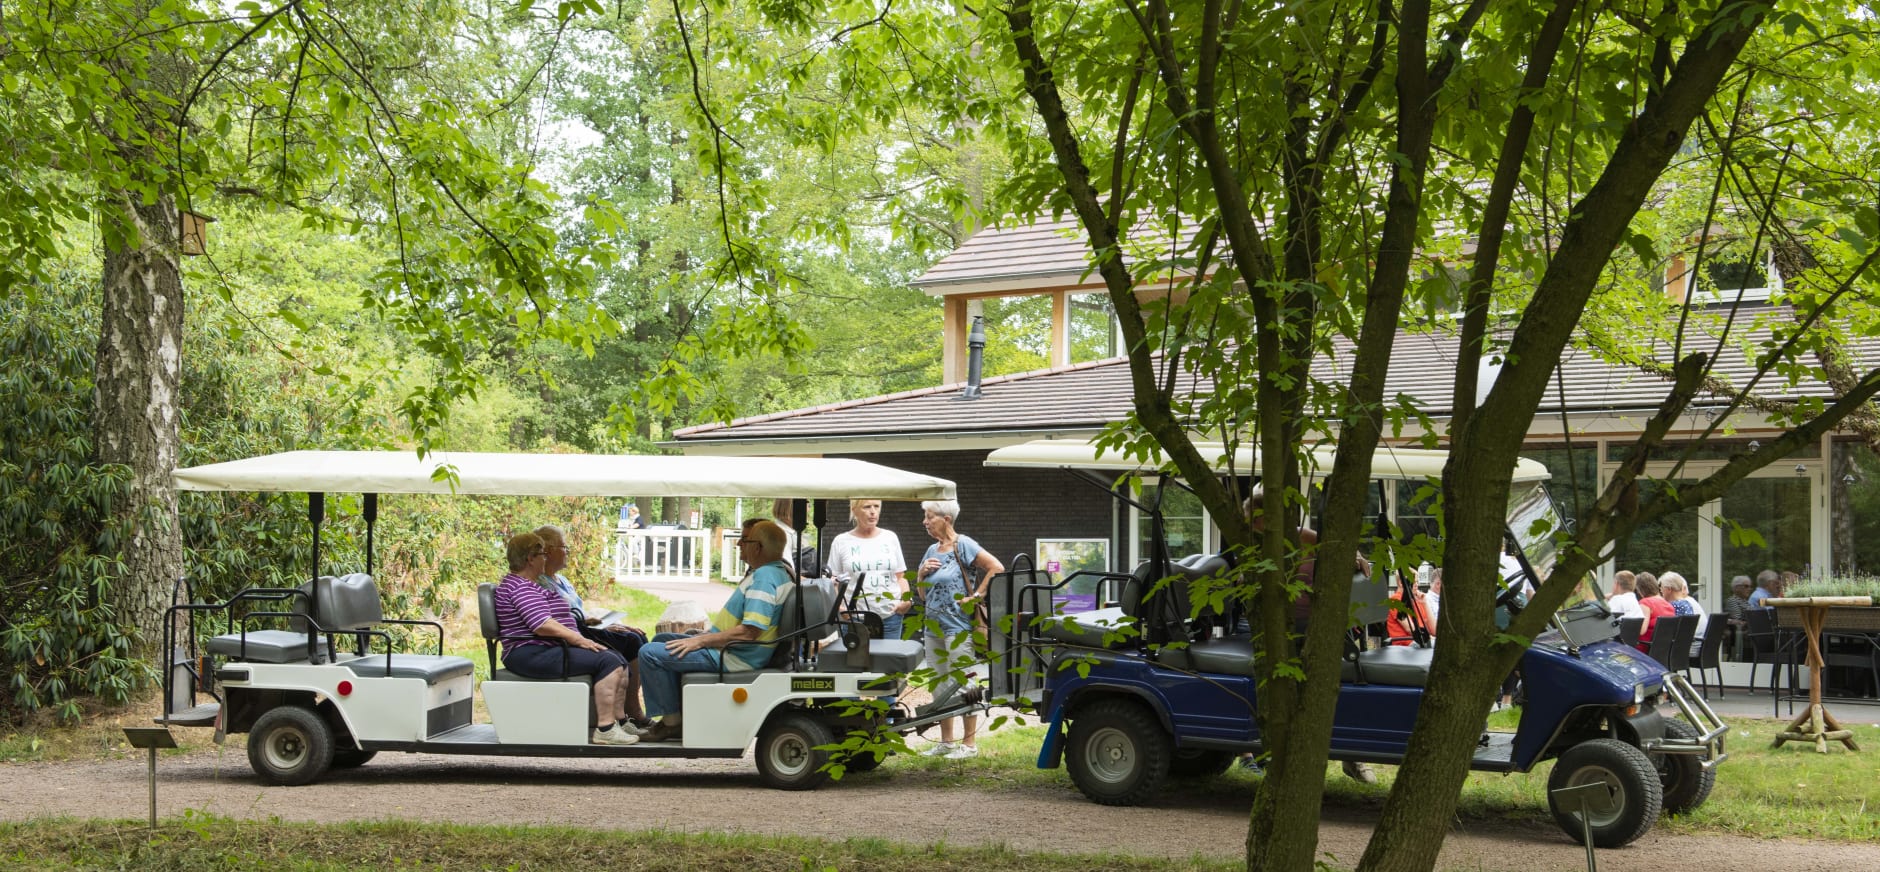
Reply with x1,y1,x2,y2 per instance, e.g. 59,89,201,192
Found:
157,451,964,790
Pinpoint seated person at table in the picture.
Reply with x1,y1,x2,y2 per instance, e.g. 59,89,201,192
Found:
636,519,797,743
1633,572,1676,651
1606,570,1643,620
492,532,637,746
533,524,651,732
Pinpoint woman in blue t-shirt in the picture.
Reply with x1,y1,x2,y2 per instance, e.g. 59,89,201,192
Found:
914,499,1004,760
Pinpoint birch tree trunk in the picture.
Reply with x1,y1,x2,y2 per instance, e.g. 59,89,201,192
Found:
92,188,186,655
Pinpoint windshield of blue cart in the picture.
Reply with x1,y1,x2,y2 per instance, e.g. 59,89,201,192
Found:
1506,481,1602,605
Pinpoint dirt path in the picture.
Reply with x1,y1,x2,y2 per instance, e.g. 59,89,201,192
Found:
2,747,1871,871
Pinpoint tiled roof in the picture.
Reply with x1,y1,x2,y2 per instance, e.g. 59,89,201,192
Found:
913,213,1198,295
674,318,1871,445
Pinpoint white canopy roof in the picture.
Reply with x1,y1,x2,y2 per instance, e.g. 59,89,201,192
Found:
173,451,957,500
985,439,1551,483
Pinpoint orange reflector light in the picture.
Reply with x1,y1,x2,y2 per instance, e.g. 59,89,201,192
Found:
732,687,749,704
337,680,354,697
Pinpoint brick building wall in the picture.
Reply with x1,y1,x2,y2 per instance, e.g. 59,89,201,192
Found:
811,450,1119,573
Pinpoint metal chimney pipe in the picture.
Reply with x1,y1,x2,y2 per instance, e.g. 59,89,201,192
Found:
958,315,986,400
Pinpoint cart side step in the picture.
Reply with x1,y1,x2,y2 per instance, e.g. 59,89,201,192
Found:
156,703,220,728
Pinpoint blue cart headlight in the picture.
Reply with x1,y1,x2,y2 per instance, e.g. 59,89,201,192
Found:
1634,684,1646,705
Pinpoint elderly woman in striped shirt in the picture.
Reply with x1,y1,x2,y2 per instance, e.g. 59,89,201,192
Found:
491,531,638,745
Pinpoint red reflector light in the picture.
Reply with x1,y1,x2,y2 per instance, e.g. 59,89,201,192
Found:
337,680,354,696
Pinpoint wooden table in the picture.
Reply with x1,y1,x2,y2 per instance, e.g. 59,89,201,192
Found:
1766,596,1872,753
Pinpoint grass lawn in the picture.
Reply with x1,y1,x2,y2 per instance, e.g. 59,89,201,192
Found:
889,709,1880,843
0,818,1243,872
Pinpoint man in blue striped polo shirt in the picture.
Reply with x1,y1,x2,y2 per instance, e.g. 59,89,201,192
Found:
637,519,796,743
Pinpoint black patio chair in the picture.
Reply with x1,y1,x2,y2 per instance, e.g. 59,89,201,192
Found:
1685,619,1726,699
1645,615,1687,671
1668,613,1699,674
1822,632,1880,699
1618,616,1644,648
1744,608,1804,716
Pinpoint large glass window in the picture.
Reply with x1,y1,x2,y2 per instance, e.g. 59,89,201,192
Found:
1612,479,1701,579
1137,483,1210,560
1831,441,1880,576
1068,292,1118,362
1718,477,1812,578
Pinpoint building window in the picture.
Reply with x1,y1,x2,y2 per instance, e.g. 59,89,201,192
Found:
1694,250,1781,305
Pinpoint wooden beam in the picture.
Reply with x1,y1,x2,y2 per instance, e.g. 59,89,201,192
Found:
1050,290,1070,368
943,296,968,384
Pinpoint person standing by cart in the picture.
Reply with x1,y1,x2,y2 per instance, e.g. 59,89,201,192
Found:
492,532,638,745
533,524,652,732
828,500,911,640
914,499,1004,760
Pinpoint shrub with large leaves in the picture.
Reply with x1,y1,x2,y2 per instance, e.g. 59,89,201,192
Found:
0,280,142,723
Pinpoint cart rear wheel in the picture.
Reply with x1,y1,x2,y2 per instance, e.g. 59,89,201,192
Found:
1547,738,1662,848
247,706,335,787
1655,719,1717,815
757,712,835,790
1169,748,1235,779
1066,698,1171,806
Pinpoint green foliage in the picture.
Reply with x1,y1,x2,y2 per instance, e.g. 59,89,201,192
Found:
0,278,144,724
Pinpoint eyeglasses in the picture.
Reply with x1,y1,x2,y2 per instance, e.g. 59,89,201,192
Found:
529,550,546,558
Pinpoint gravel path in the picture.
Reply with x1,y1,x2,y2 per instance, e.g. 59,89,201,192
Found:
2,746,1873,871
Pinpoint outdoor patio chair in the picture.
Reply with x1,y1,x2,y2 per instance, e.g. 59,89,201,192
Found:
1668,613,1699,673
1618,616,1644,648
1645,615,1692,671
1684,621,1726,699
1822,632,1880,699
1744,608,1804,716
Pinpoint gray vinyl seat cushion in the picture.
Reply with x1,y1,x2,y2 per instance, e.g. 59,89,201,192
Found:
344,653,475,684
1036,607,1134,648
490,666,593,685
1340,645,1434,687
207,630,325,663
1186,638,1257,675
818,637,925,674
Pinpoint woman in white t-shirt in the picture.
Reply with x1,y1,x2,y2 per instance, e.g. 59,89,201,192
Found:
827,499,910,639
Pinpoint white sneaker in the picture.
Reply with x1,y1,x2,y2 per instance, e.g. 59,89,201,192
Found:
920,742,954,757
617,720,651,737
944,744,979,760
591,726,639,746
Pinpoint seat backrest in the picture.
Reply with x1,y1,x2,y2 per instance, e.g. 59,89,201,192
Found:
1694,619,1725,666
1645,616,1682,668
1669,614,1698,670
1618,616,1644,647
762,575,809,668
1350,570,1392,629
1744,607,1775,651
794,576,840,637
477,583,500,640
310,573,384,631
1113,561,1153,618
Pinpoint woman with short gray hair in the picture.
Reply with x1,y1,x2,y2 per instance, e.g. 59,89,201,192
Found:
914,498,1002,759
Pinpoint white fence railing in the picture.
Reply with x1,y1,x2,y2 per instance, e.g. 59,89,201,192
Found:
612,527,711,584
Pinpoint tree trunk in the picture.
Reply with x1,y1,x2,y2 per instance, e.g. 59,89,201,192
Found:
93,188,186,657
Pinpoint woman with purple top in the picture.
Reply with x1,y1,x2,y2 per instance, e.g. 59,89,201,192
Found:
491,532,638,746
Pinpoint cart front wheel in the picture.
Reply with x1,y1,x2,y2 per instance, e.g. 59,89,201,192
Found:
1547,738,1662,848
1655,719,1717,815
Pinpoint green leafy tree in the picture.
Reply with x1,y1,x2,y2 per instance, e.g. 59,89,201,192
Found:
655,0,1880,870
0,0,618,654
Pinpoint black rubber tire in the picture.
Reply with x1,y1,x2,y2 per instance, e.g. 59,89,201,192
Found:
1065,698,1172,806
331,747,378,769
1168,748,1235,779
1655,719,1717,816
756,712,835,790
839,748,888,773
247,706,335,787
1547,738,1663,848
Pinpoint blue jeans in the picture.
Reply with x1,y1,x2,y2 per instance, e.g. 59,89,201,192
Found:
637,640,722,719
880,613,905,641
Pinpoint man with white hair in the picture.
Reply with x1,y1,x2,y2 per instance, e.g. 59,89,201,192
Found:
636,519,797,743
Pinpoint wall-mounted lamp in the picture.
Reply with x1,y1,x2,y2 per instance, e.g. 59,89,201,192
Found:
180,210,215,256
1795,464,1808,477
1844,473,1858,485
1747,440,1761,452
